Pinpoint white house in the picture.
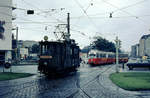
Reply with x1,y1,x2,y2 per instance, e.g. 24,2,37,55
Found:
0,0,12,64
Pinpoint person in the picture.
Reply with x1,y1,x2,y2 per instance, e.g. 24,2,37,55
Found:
80,58,82,63
122,63,124,69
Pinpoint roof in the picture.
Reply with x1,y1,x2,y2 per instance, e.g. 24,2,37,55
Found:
141,34,150,39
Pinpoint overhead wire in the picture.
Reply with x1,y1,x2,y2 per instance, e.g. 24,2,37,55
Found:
11,21,61,24
0,1,92,41
113,0,149,12
19,27,46,32
70,14,150,19
19,0,91,39
73,0,150,39
15,0,150,47
21,0,91,38
0,10,56,30
100,0,150,26
73,0,94,27
11,0,150,35
73,0,103,37
71,0,150,19
17,0,116,41
88,0,149,16
21,0,65,17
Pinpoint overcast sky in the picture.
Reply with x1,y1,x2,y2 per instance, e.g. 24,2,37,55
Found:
13,0,150,51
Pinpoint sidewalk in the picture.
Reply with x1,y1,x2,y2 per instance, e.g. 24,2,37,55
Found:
0,65,38,74
99,64,150,98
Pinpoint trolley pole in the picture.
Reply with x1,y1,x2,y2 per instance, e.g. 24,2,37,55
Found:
115,36,119,73
66,13,70,41
67,13,70,36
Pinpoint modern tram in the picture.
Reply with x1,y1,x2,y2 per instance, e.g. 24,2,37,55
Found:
88,50,128,65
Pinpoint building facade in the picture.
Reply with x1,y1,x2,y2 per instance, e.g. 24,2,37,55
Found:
19,48,28,59
0,0,12,64
139,34,150,57
131,44,139,58
23,40,39,48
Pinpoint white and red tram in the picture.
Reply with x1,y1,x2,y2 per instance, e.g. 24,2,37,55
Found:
88,50,128,65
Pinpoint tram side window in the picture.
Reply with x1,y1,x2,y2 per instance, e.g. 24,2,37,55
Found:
96,54,99,58
99,54,101,58
108,54,111,58
101,54,106,58
108,54,114,58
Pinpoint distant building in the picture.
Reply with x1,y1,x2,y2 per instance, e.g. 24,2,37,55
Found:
131,44,139,58
17,40,38,50
18,40,23,48
22,40,39,53
23,40,39,48
15,40,39,59
19,48,28,59
139,34,150,57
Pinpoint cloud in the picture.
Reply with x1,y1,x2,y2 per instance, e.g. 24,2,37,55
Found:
13,0,150,51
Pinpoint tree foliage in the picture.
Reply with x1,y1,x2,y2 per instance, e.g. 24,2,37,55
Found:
92,36,116,52
81,45,93,53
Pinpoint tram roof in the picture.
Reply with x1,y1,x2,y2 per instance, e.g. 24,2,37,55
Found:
89,49,115,54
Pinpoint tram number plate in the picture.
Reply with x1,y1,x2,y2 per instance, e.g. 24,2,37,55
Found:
40,56,52,59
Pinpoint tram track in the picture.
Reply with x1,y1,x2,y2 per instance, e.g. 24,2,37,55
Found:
0,64,115,98
0,78,51,97
0,74,78,98
67,64,114,98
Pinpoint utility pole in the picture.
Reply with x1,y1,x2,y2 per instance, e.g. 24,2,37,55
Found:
12,27,19,63
16,27,19,62
115,36,121,73
67,13,70,36
66,13,70,41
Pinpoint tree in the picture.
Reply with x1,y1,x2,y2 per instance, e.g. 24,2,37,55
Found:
92,36,116,52
32,44,40,53
81,46,93,53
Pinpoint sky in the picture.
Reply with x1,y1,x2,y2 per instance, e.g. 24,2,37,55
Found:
12,0,150,52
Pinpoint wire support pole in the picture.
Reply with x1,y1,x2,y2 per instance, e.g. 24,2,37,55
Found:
115,36,119,73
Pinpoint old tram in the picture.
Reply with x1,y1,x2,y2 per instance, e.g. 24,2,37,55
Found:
38,38,80,75
38,13,80,75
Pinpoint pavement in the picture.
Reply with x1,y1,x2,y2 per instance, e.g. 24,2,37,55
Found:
0,63,150,98
0,65,38,73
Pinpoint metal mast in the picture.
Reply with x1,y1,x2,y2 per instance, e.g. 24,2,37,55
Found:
53,13,71,41
66,13,70,41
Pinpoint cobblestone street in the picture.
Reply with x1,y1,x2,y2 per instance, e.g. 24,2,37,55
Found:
0,63,150,98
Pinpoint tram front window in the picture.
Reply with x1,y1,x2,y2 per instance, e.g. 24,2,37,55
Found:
41,45,51,55
89,54,96,59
